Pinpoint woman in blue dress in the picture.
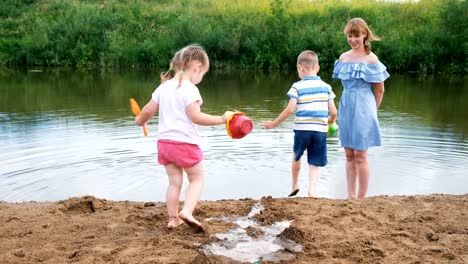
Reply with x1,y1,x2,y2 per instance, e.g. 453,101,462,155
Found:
332,18,389,199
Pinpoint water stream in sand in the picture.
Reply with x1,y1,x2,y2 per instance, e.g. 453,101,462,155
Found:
204,202,303,262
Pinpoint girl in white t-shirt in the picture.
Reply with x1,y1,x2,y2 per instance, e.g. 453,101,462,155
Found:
135,45,232,232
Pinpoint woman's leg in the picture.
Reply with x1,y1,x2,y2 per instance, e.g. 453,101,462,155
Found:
354,150,369,198
345,148,357,199
165,163,183,228
179,162,204,228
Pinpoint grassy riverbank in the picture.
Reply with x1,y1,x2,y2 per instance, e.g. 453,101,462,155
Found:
1,0,466,73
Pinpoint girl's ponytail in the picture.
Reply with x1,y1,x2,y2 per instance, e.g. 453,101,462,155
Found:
178,51,190,88
160,66,174,83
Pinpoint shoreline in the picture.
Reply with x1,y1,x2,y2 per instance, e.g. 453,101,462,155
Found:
1,194,467,263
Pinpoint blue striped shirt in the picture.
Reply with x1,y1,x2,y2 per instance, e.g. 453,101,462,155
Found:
287,76,335,132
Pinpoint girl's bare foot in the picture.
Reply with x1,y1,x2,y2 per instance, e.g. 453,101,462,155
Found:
179,212,204,232
167,216,183,229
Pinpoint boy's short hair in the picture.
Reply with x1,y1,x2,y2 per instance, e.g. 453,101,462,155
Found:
297,50,319,69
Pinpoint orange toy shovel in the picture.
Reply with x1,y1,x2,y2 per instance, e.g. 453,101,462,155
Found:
130,98,148,136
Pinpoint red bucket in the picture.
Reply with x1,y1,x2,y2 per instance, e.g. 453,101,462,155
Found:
226,112,253,139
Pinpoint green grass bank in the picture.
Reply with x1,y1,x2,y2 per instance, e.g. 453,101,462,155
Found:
1,0,466,74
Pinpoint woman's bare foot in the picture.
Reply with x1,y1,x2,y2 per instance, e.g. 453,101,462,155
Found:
179,212,204,232
167,216,183,229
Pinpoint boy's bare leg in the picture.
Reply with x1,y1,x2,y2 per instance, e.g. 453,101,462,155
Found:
345,148,357,199
355,150,369,198
179,162,204,230
165,163,184,228
291,154,301,192
308,165,319,198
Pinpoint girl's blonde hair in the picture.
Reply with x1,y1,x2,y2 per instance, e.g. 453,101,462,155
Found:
344,18,380,54
160,44,210,87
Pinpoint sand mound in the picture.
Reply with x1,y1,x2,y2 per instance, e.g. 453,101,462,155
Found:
0,194,467,263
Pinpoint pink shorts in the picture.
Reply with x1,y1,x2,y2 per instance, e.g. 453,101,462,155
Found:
157,139,203,168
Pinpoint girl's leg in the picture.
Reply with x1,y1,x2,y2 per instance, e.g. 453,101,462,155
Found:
308,165,319,198
179,162,204,227
345,148,357,199
165,163,184,228
291,153,301,192
354,150,369,198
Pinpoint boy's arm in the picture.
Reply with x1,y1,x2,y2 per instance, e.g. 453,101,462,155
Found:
328,99,337,124
261,98,297,129
135,99,159,126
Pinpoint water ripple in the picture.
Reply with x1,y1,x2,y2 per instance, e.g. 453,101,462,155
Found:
1,110,467,202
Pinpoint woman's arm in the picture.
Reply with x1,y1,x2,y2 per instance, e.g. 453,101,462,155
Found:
372,82,385,109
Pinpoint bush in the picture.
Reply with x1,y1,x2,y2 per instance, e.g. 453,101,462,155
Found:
0,0,465,74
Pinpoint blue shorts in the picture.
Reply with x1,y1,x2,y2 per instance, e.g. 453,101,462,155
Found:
293,130,327,167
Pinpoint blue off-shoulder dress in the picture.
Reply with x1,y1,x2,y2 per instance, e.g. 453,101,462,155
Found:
332,60,390,150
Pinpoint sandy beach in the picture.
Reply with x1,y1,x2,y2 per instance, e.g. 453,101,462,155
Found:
0,194,467,263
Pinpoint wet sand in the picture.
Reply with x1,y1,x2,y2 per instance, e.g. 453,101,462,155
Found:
0,194,467,263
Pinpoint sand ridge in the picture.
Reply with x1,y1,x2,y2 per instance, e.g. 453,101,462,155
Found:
0,194,467,263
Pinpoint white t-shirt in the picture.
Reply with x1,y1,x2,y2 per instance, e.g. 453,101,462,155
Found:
152,79,203,145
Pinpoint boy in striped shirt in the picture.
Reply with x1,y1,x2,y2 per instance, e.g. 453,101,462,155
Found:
261,50,337,198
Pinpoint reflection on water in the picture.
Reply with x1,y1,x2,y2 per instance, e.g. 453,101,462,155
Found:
0,68,467,202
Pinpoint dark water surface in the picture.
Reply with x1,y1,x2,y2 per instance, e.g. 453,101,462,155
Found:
1,68,467,202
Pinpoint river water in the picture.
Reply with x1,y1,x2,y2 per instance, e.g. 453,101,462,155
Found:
0,68,467,202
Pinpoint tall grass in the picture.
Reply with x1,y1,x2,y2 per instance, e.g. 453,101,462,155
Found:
0,0,466,74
